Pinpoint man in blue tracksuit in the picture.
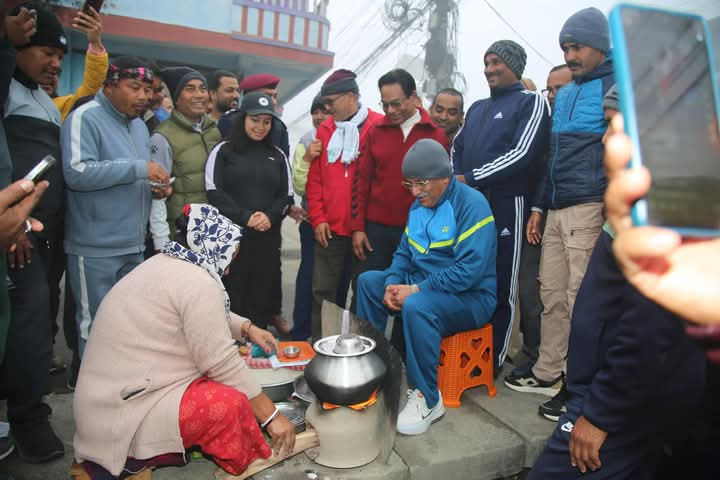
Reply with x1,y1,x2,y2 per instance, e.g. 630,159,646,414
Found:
61,57,169,356
529,227,706,479
357,139,497,436
452,40,550,368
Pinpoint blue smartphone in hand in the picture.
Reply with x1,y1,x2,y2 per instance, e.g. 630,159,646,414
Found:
609,4,720,236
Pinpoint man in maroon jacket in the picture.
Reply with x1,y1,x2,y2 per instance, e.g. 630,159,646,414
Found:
305,69,383,339
351,69,448,296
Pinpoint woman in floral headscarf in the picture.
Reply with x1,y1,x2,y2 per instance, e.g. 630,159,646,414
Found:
71,204,295,480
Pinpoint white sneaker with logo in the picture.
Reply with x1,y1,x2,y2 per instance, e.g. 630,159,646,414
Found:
396,389,445,435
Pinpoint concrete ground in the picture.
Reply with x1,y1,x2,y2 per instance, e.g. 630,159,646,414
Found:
0,218,555,480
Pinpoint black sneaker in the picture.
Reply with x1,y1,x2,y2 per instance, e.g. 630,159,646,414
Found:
0,433,14,461
11,418,64,464
538,380,569,422
504,371,562,397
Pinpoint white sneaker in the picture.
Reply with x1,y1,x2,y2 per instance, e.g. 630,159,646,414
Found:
396,389,445,435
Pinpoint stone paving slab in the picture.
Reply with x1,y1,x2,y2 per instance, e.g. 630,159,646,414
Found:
246,449,409,480
466,383,555,468
393,400,525,480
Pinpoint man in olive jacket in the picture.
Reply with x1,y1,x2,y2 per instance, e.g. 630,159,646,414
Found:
149,67,222,249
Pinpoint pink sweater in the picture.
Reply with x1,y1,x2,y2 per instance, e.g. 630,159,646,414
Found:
73,254,260,475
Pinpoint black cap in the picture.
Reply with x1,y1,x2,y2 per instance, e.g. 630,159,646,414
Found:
240,92,277,118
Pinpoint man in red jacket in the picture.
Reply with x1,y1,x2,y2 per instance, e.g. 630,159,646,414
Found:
351,69,448,298
306,69,382,339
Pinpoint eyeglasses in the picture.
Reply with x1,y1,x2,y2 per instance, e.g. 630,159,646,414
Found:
541,86,563,97
380,97,408,110
401,179,431,190
323,92,348,108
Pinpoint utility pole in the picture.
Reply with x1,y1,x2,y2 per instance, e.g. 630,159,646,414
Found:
422,0,463,99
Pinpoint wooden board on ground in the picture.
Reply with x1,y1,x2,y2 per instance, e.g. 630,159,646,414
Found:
214,428,320,480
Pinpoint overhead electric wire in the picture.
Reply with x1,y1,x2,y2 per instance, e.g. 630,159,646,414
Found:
482,0,554,67
288,0,432,129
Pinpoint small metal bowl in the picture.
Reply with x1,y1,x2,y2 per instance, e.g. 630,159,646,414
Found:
283,345,301,359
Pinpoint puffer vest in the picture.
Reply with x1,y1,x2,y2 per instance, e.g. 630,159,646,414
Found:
154,111,221,234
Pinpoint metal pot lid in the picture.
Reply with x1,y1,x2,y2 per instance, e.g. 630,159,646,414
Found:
313,334,376,357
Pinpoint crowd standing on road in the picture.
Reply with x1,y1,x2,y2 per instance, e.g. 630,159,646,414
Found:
0,2,718,480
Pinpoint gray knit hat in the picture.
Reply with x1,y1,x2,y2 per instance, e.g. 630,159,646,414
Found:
559,7,610,53
402,139,452,180
602,84,619,111
485,40,527,80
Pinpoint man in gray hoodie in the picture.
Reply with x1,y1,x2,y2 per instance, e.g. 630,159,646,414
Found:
61,56,169,357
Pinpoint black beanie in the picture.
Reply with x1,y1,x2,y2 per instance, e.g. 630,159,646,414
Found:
485,40,527,80
161,67,208,103
12,3,67,53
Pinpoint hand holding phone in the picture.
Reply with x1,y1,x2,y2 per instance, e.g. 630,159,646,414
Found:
24,155,56,184
609,4,720,236
4,7,37,47
148,177,175,188
82,0,104,15
146,161,170,185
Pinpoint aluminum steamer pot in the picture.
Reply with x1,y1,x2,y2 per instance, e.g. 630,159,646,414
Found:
304,334,387,406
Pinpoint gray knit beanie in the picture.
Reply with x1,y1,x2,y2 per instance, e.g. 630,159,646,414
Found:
559,7,610,53
485,40,527,80
402,139,452,180
602,84,619,111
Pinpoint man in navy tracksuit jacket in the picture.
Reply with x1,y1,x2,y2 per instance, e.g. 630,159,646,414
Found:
452,40,550,368
529,227,706,479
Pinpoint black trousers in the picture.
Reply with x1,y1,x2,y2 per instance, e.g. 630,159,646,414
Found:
45,225,65,342
518,215,545,363
224,227,281,329
310,235,353,340
1,234,52,424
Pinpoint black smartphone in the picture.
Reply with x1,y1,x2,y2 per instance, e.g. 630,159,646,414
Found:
24,155,56,184
610,4,720,236
82,0,104,14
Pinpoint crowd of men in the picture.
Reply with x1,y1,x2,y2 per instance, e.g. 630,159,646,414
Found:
0,1,718,479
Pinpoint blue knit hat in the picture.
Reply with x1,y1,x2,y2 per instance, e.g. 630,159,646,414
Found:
559,7,610,53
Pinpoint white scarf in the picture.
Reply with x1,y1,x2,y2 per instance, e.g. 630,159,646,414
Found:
326,104,369,165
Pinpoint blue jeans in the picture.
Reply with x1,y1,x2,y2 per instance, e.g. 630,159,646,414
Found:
356,270,492,408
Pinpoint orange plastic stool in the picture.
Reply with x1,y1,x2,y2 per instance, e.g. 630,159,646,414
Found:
437,324,496,408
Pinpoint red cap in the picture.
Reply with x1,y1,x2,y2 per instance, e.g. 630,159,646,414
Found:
238,73,280,92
